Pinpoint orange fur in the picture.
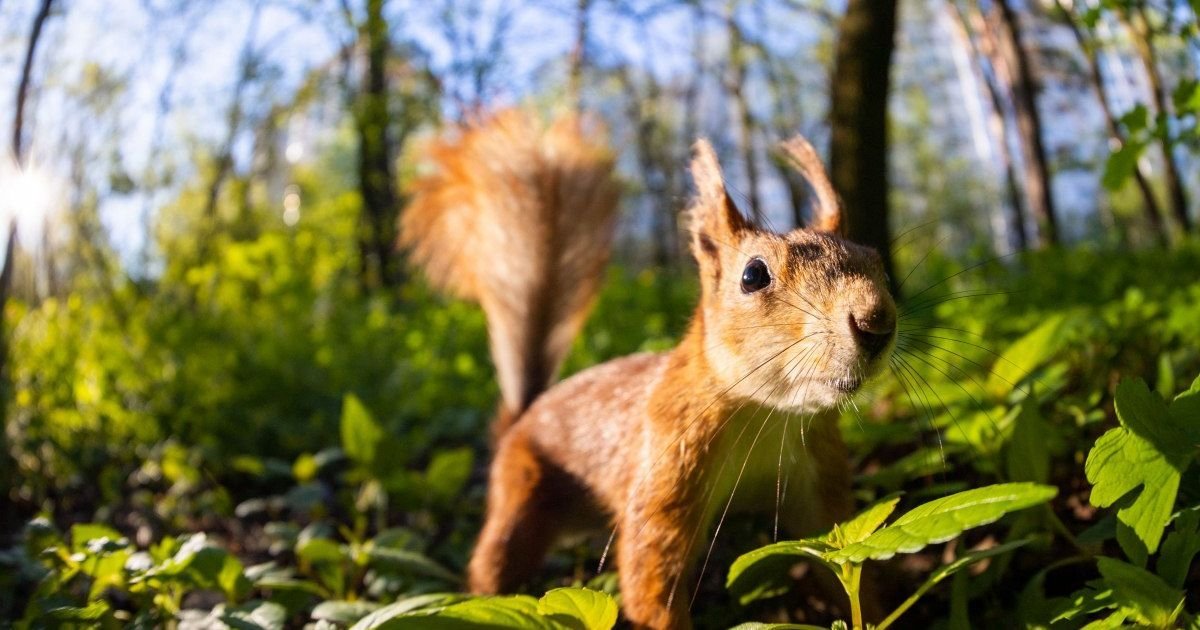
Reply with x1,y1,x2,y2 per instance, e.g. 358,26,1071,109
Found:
403,114,896,629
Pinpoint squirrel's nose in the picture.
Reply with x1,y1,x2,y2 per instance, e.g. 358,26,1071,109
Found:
849,309,895,359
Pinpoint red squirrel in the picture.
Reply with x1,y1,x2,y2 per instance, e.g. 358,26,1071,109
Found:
401,109,896,629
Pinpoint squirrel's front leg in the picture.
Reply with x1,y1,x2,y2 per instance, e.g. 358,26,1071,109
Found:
616,484,706,630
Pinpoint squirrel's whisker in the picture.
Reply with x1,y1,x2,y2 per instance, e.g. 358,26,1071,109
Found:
685,344,818,611
668,344,817,610
896,234,950,293
889,355,948,472
902,251,1020,305
600,333,815,573
895,343,1004,441
893,353,975,464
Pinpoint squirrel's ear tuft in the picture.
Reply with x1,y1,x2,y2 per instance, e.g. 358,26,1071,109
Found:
777,135,841,233
689,139,749,261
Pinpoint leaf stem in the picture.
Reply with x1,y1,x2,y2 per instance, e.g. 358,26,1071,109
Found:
840,562,864,630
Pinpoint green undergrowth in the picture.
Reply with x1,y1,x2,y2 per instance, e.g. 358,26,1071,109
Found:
3,242,1200,628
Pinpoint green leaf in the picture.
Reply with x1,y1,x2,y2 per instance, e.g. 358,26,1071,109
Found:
1119,104,1149,132
221,600,288,630
1102,141,1146,191
312,600,381,625
44,600,111,621
877,539,1032,629
364,595,559,629
424,447,474,504
986,314,1071,396
1085,379,1192,558
350,594,468,629
297,538,346,565
342,393,384,468
1158,507,1200,588
828,483,1056,563
537,588,618,630
1173,79,1200,113
70,523,123,552
726,539,835,605
830,496,900,547
366,546,460,584
1049,585,1116,624
1006,399,1050,483
1169,372,1200,445
1096,557,1184,627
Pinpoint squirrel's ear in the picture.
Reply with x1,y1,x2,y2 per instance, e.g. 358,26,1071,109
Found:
689,139,750,260
777,135,841,233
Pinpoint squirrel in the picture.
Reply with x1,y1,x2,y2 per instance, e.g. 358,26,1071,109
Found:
401,109,896,629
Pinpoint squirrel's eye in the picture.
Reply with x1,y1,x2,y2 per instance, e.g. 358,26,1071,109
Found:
740,258,771,293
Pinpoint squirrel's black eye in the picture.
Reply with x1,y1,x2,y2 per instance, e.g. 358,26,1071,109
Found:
740,258,771,293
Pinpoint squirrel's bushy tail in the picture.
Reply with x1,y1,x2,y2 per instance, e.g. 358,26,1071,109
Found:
400,109,620,434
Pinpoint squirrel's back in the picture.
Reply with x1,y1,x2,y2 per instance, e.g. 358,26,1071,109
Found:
400,109,620,434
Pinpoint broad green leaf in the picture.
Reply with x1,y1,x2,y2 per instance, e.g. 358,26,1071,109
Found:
221,600,287,630
1085,379,1192,559
537,588,618,630
350,594,468,629
312,600,381,625
1006,398,1050,484
829,496,900,548
366,546,460,584
424,447,474,504
1096,557,1184,628
1157,507,1200,588
70,523,123,552
726,539,835,605
296,538,346,565
828,483,1056,563
342,393,383,468
1169,372,1200,445
83,547,131,600
986,314,1071,396
365,595,558,629
44,600,111,621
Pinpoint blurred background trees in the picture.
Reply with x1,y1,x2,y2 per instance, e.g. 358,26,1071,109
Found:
0,1,1198,626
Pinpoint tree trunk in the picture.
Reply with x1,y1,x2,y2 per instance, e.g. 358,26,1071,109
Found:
951,1,1029,251
568,0,590,112
5,0,57,412
203,6,261,224
725,0,763,225
990,0,1059,246
1056,0,1166,245
355,0,401,289
830,0,898,289
12,0,54,159
1126,2,1192,235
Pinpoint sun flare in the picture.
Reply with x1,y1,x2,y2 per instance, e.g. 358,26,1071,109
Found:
0,159,63,252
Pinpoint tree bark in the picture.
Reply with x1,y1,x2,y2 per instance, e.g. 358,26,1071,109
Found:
5,0,57,411
355,0,401,289
1126,2,1192,235
951,1,1029,251
12,0,54,159
568,0,590,112
829,0,898,289
990,0,1059,246
725,0,763,225
1056,0,1166,245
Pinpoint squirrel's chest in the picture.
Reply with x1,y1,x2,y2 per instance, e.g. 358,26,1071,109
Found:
700,405,836,518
